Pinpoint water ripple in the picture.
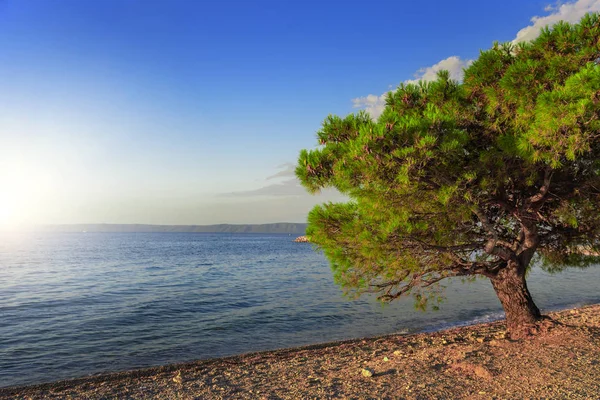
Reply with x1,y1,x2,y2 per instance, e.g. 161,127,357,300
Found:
1,232,599,387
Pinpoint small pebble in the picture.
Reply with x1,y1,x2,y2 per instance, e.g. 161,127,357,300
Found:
361,368,374,377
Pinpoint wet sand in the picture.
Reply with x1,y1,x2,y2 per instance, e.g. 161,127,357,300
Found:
2,304,599,399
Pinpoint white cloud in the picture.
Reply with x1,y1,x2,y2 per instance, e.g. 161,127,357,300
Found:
352,0,600,119
221,163,345,201
220,176,346,209
513,0,600,43
223,163,348,212
351,56,472,119
221,178,306,197
223,164,302,197
266,163,296,180
351,94,387,120
352,56,473,119
405,56,473,84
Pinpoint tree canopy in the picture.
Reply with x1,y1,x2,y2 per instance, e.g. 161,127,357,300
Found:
296,14,600,338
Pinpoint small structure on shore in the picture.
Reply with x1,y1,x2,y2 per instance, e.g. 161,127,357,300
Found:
294,235,310,243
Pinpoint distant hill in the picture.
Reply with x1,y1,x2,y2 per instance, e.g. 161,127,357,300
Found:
39,223,308,234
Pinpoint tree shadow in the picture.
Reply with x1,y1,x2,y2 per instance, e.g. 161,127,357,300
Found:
373,369,397,377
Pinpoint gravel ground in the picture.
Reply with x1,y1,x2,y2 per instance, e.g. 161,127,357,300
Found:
2,304,599,399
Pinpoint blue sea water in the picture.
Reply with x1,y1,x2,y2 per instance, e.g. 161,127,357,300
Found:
1,232,599,388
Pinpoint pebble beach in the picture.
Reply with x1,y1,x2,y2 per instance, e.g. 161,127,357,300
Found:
2,304,599,399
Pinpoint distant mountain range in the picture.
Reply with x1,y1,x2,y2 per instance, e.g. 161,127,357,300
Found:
39,223,308,234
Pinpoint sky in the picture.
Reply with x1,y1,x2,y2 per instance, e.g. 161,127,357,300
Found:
1,0,599,228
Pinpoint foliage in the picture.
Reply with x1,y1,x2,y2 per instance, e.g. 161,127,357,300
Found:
296,14,600,307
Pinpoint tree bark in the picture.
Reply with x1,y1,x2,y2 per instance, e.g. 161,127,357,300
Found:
490,261,542,339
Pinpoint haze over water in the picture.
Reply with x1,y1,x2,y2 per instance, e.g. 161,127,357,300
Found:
1,232,599,388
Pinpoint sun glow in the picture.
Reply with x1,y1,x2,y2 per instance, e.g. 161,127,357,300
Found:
0,161,56,230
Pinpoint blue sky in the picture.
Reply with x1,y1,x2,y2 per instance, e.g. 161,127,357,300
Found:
0,0,598,227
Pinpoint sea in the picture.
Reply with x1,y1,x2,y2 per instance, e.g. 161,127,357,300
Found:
1,232,599,388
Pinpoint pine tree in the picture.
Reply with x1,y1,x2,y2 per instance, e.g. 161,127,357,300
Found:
296,14,600,339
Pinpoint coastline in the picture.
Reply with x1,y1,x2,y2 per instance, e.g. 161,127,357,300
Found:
2,303,599,399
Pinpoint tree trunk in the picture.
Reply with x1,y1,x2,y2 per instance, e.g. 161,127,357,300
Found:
490,261,542,339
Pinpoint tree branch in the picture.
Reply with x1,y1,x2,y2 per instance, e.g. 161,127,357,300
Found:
473,208,498,239
473,207,518,262
528,166,553,206
370,257,507,301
